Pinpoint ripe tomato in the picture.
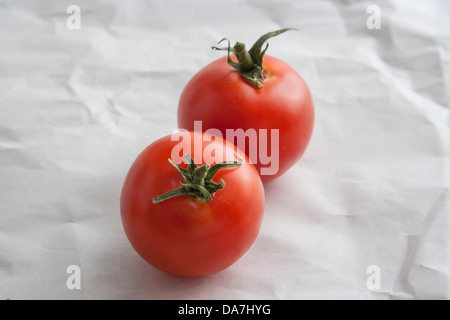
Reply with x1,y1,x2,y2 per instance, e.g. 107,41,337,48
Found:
120,131,265,277
178,29,314,183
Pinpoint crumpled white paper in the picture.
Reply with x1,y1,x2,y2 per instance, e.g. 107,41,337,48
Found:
0,0,449,299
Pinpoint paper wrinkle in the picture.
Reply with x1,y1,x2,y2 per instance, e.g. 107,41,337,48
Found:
1,0,449,299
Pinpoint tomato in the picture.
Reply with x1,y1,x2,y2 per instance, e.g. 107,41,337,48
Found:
178,29,314,183
120,131,265,277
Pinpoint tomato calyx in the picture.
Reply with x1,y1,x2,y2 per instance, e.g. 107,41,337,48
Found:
152,154,242,204
211,28,296,88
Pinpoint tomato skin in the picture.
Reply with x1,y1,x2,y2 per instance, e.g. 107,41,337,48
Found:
178,55,314,183
120,132,264,277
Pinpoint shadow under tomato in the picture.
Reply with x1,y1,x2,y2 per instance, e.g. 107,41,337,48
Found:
120,256,236,299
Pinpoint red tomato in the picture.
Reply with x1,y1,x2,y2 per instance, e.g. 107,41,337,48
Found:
120,131,265,277
178,29,314,183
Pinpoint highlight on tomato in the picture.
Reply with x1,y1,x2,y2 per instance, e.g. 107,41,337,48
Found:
178,28,314,183
120,131,265,277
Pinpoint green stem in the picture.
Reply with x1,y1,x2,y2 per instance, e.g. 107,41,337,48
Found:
234,42,254,71
152,154,242,204
152,187,190,204
212,28,297,88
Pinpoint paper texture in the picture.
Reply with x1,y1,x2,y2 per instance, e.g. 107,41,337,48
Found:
0,0,449,299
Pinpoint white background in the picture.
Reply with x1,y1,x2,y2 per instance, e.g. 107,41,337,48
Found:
0,0,449,299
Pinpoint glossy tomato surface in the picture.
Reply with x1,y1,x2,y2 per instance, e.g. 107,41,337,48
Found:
178,55,314,183
120,131,265,277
